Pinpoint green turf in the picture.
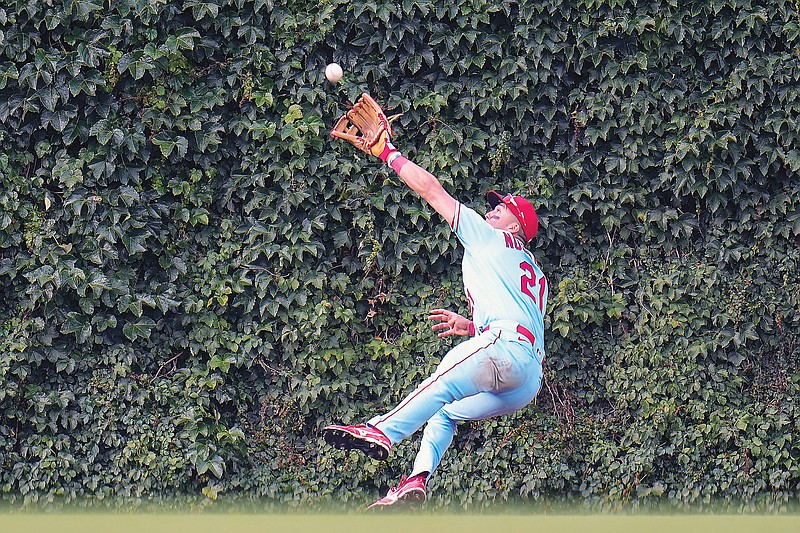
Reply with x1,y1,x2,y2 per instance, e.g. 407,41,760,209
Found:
1,514,800,533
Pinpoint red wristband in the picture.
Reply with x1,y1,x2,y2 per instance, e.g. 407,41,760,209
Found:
468,322,476,336
377,139,399,163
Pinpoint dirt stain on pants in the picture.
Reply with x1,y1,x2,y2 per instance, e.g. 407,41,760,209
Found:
473,355,520,392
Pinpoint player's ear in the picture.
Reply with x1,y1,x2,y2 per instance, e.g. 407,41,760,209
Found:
507,220,521,234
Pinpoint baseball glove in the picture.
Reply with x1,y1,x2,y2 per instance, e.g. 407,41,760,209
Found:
330,93,402,157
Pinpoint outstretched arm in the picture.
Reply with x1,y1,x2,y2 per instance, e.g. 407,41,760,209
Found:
389,156,458,226
330,93,458,225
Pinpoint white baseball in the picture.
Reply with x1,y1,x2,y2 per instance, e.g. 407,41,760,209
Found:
325,63,343,83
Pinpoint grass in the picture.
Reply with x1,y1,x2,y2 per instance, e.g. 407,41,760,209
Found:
1,513,800,533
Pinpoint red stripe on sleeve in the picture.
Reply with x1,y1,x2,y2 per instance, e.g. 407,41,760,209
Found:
451,202,461,232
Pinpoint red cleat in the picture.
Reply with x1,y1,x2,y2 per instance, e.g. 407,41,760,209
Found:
322,424,391,460
367,475,426,509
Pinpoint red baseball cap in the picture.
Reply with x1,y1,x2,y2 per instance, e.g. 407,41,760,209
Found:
486,190,538,242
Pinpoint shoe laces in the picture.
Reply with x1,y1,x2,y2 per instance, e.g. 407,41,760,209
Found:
387,476,409,495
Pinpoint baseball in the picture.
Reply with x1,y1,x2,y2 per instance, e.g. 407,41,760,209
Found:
325,62,343,83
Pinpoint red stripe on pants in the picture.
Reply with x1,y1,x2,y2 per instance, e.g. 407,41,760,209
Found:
374,335,500,427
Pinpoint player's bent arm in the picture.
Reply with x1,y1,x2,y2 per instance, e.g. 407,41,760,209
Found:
393,159,457,224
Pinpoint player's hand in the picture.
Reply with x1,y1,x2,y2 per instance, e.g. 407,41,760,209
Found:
428,308,472,338
330,93,401,158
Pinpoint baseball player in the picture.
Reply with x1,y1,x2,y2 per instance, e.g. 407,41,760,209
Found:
323,94,548,508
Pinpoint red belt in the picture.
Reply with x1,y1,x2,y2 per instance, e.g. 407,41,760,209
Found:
484,324,536,344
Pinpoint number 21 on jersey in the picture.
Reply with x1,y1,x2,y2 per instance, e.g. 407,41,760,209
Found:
519,261,547,314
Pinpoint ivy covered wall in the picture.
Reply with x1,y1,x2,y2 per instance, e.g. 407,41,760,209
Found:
1,0,798,510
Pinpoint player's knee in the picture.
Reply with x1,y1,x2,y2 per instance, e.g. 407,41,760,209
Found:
425,410,456,433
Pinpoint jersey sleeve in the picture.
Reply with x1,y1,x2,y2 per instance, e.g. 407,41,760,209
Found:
450,202,496,250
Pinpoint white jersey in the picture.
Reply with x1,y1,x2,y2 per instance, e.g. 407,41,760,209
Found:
451,202,548,347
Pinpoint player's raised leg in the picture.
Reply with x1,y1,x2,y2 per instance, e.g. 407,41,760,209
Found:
322,334,491,460
369,330,536,444
368,369,542,509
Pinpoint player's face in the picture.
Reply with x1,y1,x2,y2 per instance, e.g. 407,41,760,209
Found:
485,203,520,233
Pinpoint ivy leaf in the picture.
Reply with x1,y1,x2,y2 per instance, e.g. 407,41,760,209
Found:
253,91,274,108
189,208,209,226
42,105,78,132
118,295,143,317
201,484,222,500
208,455,225,478
89,119,114,145
24,265,56,286
89,160,116,179
0,64,19,90
67,0,103,18
87,272,112,297
92,314,118,332
174,136,189,157
61,312,92,344
117,51,154,80
164,28,201,52
152,133,189,158
117,185,140,206
37,86,59,112
194,130,221,152
248,120,276,140
122,232,147,255
62,120,90,145
788,211,800,236
284,104,303,124
68,76,96,97
53,160,83,189
209,354,237,373
784,149,800,172
122,317,157,341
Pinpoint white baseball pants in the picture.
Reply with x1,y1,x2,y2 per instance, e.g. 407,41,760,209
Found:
368,321,544,477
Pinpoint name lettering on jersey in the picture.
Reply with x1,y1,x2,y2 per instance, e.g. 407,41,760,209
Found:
503,232,524,250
